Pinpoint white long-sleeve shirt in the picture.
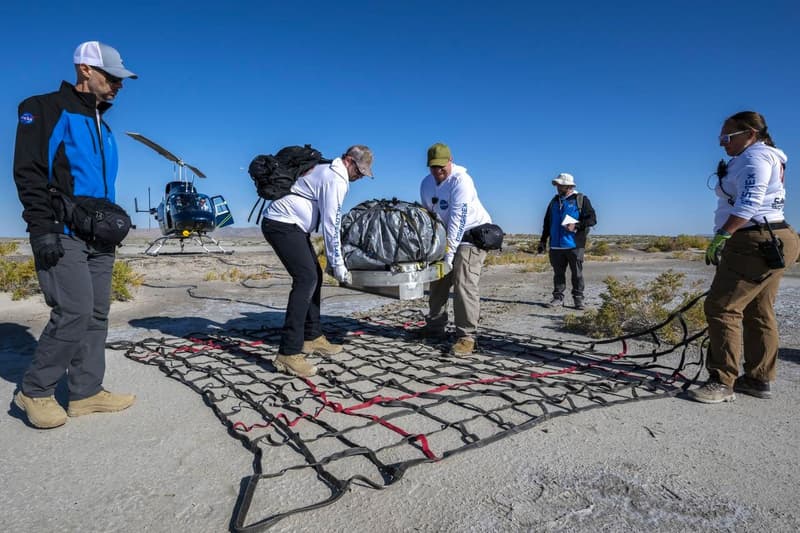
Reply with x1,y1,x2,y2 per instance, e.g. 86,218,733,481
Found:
265,158,349,269
714,142,787,231
420,163,491,258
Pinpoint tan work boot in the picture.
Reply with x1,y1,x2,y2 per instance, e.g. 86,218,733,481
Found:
451,337,476,356
274,354,317,377
302,335,343,355
67,389,136,417
14,391,67,429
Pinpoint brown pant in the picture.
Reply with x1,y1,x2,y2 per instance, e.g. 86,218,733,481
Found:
704,226,800,387
427,244,487,338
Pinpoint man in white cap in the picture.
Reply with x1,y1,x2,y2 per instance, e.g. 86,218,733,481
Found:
12,41,138,429
537,173,597,310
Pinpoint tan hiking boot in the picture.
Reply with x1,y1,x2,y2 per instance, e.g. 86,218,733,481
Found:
451,337,476,356
14,392,67,429
67,390,136,417
274,354,317,377
302,335,343,355
687,380,735,404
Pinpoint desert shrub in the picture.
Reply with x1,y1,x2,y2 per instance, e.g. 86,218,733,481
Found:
1,245,145,302
111,260,145,301
516,242,539,254
484,252,550,272
671,250,704,261
590,241,610,256
645,235,709,252
0,256,39,300
563,270,706,342
0,242,20,256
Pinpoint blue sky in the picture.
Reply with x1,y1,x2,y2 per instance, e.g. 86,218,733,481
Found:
1,0,799,237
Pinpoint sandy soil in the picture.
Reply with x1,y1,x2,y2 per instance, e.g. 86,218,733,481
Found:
1,234,799,533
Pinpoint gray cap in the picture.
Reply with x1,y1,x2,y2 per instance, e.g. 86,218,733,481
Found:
345,145,374,178
73,41,138,79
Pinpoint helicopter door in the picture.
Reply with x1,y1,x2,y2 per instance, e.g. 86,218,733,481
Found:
210,195,234,228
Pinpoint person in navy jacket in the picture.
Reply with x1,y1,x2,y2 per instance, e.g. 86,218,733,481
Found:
537,173,597,310
12,41,138,429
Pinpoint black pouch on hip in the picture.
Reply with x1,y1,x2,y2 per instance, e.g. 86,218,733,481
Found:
759,218,785,269
468,223,505,251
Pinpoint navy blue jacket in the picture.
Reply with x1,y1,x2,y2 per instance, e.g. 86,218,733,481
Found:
14,81,119,236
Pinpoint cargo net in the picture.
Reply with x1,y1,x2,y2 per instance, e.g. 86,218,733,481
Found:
109,294,707,532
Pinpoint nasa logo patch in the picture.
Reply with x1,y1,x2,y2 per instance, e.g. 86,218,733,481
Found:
19,112,34,125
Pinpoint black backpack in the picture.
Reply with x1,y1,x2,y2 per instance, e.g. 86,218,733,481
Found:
247,145,330,223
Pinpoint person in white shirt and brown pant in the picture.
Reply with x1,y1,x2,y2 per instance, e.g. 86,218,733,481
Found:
689,111,800,404
418,143,493,356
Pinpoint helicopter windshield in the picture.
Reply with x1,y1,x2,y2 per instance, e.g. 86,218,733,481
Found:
170,193,213,212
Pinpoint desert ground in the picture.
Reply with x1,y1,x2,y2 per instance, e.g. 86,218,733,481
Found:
1,229,799,533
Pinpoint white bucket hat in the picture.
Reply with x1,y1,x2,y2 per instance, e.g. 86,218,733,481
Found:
552,173,576,187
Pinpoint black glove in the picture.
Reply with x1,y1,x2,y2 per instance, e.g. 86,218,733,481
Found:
30,233,64,269
536,241,546,254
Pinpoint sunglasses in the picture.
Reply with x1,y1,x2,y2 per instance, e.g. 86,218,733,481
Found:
348,156,363,178
719,130,750,144
90,66,123,85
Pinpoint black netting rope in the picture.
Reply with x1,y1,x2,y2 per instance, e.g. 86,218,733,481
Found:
107,291,708,532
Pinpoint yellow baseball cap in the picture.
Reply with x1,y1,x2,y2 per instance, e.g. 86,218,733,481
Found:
427,143,451,167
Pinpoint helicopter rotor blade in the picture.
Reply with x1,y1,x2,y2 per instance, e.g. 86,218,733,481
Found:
185,164,207,178
125,132,182,165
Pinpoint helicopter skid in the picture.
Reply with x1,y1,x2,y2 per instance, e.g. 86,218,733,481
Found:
143,234,233,256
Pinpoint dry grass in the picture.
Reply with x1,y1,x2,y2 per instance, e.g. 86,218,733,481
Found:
644,235,709,253
203,267,272,282
484,251,550,272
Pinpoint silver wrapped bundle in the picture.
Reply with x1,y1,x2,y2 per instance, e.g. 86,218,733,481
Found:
341,198,446,270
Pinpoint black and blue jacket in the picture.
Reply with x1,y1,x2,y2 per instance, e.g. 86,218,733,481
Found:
540,192,597,249
13,81,119,237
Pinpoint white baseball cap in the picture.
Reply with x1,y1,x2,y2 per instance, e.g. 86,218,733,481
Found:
552,173,576,187
73,41,138,79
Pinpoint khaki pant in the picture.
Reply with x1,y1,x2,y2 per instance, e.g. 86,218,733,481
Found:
427,244,487,338
704,226,800,387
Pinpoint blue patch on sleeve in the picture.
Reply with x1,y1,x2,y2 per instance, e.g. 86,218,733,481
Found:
19,112,34,125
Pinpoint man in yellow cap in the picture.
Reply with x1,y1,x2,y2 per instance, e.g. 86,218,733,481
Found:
418,143,493,356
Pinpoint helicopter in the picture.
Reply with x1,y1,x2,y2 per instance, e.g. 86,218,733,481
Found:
126,132,234,255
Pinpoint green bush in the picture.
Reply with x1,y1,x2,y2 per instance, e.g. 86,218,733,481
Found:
2,245,144,302
645,234,709,252
0,256,39,300
0,242,20,256
563,270,706,342
589,240,610,256
111,260,145,301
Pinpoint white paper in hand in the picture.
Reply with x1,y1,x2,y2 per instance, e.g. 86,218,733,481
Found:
561,214,579,226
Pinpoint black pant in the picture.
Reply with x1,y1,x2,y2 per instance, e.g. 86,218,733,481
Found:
23,235,114,400
549,247,584,299
262,219,322,354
